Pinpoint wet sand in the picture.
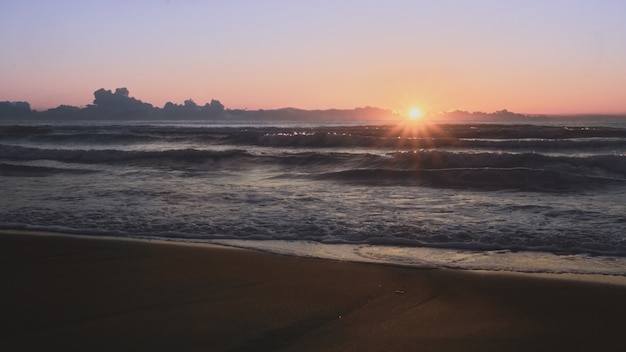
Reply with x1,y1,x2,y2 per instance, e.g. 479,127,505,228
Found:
2,231,626,351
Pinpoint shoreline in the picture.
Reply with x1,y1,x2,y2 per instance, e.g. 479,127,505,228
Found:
2,230,626,351
3,228,626,286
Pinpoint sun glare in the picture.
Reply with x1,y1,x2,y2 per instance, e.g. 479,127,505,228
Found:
408,107,423,120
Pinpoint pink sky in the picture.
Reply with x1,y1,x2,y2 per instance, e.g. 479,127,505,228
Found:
1,1,625,115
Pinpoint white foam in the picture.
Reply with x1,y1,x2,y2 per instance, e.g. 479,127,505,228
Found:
209,239,626,278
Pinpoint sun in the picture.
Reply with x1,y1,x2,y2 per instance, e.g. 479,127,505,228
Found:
408,107,423,120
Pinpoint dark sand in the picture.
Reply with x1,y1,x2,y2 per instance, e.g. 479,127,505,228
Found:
2,231,626,351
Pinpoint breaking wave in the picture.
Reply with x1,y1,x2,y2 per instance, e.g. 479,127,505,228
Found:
3,120,626,274
0,144,251,164
1,142,624,191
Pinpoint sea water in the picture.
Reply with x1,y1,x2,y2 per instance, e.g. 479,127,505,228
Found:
1,119,626,276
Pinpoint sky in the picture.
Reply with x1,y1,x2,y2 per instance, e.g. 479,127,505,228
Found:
1,0,625,115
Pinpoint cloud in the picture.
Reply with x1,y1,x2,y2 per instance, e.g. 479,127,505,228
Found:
92,88,154,116
0,101,31,118
162,98,225,116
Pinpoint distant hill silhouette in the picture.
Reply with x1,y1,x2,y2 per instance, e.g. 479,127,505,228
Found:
432,109,534,122
1,87,399,121
1,87,224,120
5,87,614,122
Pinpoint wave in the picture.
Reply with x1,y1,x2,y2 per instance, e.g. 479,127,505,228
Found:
3,122,626,192
383,151,626,175
230,133,626,151
4,122,626,274
273,151,626,180
6,133,626,153
0,125,53,135
315,167,625,191
3,123,626,150
0,144,251,164
0,128,162,146
2,143,625,190
5,144,624,172
0,163,95,177
302,150,626,191
454,138,626,152
4,219,626,258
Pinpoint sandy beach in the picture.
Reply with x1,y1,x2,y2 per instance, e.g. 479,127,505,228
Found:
2,231,626,351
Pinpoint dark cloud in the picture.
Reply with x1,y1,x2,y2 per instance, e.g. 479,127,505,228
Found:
0,101,31,118
92,88,154,116
162,98,225,117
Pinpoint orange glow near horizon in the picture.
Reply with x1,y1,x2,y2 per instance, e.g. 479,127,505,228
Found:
2,3,626,115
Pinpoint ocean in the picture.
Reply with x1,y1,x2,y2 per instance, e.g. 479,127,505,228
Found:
1,118,626,276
